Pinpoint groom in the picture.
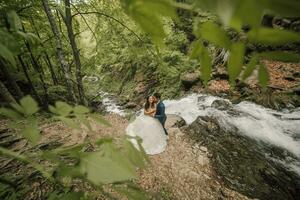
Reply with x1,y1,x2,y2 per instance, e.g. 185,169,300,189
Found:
153,92,168,136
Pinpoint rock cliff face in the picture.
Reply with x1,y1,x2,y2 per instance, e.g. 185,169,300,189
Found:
188,116,300,200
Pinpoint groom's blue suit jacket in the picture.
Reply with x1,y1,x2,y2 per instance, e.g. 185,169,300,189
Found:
155,101,167,125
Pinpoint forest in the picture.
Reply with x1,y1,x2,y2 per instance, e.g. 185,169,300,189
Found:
0,0,300,199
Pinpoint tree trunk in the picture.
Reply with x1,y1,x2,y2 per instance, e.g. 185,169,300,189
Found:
30,17,58,85
64,0,86,105
18,55,42,105
44,54,58,85
41,0,77,102
0,59,23,100
24,37,49,108
0,80,16,104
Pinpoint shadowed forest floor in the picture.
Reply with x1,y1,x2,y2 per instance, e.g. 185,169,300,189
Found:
0,114,250,199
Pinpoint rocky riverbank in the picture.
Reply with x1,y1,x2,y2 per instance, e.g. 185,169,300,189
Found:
94,90,300,200
188,115,300,200
138,114,250,200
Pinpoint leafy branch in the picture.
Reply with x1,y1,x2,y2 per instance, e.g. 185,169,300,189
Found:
0,96,150,199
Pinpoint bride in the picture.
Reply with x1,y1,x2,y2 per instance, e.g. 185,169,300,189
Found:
126,96,168,155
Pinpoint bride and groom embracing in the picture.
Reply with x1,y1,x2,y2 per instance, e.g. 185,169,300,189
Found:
126,93,169,155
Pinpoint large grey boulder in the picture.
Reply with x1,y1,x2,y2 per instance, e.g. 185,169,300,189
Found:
211,99,232,110
165,114,186,129
124,102,137,109
188,116,300,200
180,72,200,90
212,67,229,80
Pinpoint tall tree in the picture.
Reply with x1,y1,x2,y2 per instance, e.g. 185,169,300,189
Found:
18,55,42,105
41,0,77,102
0,59,23,100
30,17,59,85
22,24,49,107
0,80,16,104
64,0,86,105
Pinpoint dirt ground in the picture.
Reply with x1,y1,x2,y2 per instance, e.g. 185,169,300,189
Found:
38,114,250,200
0,112,250,200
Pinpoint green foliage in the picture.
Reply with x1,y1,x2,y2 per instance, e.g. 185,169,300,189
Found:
22,118,40,144
195,0,300,27
195,21,231,49
49,102,73,117
114,183,150,200
78,142,137,184
0,96,149,199
248,28,300,46
0,10,40,68
120,0,300,89
229,0,263,30
193,0,300,87
190,40,212,84
1,1,300,197
48,192,85,200
258,64,269,89
7,10,22,31
0,107,21,120
0,43,16,67
120,0,177,46
227,42,245,85
0,96,40,144
258,51,300,63
123,137,149,168
242,55,258,80
19,95,40,115
48,101,109,131
90,114,112,127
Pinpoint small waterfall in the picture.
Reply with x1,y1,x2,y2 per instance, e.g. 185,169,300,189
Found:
97,91,300,175
98,91,126,116
164,94,300,175
83,75,127,117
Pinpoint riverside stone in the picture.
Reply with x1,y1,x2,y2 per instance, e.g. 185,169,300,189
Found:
180,72,200,90
188,115,300,200
165,114,186,129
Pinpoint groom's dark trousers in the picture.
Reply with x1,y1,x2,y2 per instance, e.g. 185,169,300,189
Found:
155,101,168,136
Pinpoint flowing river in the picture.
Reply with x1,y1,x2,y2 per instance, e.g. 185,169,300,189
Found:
164,94,300,177
100,93,300,177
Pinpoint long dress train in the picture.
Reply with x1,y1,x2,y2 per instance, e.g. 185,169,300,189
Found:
126,115,167,155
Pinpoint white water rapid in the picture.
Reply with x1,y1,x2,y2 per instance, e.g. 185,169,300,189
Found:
99,92,300,174
98,91,126,117
164,94,300,176
164,94,300,157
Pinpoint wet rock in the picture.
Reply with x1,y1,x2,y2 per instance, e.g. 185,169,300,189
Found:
90,101,106,113
165,114,186,129
180,72,200,90
188,116,300,200
117,97,129,106
198,154,210,166
124,102,137,109
211,99,232,110
293,72,300,78
134,82,146,94
212,67,229,80
284,76,296,81
291,86,300,95
200,146,208,153
291,20,300,32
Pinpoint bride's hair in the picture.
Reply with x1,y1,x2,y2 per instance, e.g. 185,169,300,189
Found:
144,96,153,110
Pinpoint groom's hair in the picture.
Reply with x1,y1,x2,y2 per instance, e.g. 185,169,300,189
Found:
153,92,161,99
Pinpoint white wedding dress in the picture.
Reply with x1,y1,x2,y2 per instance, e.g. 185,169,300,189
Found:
126,115,167,155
